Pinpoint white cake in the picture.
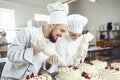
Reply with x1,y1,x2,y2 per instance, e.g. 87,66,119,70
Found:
56,67,81,80
91,60,107,70
100,66,120,80
80,72,105,80
77,63,99,74
25,73,52,80
111,62,120,68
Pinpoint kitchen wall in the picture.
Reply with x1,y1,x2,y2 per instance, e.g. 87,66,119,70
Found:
0,2,49,28
69,0,120,45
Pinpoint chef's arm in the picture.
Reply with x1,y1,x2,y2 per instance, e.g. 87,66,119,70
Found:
7,28,34,64
43,58,58,73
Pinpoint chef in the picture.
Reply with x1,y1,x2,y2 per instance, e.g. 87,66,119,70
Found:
1,2,69,80
56,14,94,67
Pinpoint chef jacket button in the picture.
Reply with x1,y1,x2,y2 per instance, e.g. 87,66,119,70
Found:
27,70,30,72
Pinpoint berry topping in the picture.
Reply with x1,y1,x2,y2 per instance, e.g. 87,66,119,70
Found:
110,67,113,69
105,67,108,69
30,73,34,78
73,67,78,70
82,71,87,76
82,71,91,79
26,75,29,79
37,72,42,75
87,76,91,79
115,68,119,71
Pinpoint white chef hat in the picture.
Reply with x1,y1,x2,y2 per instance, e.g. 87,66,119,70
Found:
68,14,88,33
47,2,69,25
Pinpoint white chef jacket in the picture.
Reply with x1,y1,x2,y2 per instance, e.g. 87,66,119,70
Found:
1,27,55,80
45,33,88,73
56,33,84,66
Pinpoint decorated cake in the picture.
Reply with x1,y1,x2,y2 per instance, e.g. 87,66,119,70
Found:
25,72,52,80
77,62,99,74
56,67,81,80
111,62,120,68
91,60,107,70
80,72,105,80
100,66,120,80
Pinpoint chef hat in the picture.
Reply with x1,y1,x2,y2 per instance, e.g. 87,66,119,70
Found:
68,14,88,33
47,2,69,25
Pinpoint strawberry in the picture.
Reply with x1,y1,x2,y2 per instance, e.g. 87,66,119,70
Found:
115,68,119,71
30,73,34,78
87,76,91,79
73,66,78,70
110,67,114,69
84,74,89,78
37,72,42,75
105,67,108,69
26,75,29,79
82,71,87,76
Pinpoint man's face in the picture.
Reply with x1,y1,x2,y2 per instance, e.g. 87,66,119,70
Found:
49,24,68,43
69,32,81,41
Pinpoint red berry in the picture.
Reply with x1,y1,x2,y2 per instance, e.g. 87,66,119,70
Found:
26,75,29,79
115,68,119,71
105,67,108,69
84,74,89,78
73,67,78,70
37,72,42,75
30,73,34,78
110,67,114,69
82,71,86,76
87,76,91,79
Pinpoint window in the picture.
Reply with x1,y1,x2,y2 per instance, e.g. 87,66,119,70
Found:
26,13,50,27
0,8,17,44
0,8,15,29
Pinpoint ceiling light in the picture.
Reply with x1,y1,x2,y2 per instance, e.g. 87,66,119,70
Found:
89,0,96,2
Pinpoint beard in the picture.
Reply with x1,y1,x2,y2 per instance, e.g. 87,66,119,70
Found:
49,32,57,43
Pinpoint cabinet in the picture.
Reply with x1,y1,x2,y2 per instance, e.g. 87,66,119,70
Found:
96,30,120,47
96,29,120,60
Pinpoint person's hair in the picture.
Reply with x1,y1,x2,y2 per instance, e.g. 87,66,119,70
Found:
1,31,6,36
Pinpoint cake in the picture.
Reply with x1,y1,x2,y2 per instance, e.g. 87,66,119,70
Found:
80,72,105,80
56,67,81,80
111,62,120,68
91,60,107,70
77,62,99,74
25,72,52,80
100,66,120,80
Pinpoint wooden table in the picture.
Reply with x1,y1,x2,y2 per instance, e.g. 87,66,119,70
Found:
0,49,8,58
88,47,113,60
0,49,8,53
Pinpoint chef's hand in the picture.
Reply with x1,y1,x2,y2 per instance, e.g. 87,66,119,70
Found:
79,50,87,58
46,55,59,65
45,55,60,70
33,39,47,56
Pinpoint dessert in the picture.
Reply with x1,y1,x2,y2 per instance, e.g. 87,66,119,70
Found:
111,62,120,68
25,72,52,80
77,62,99,74
100,66,120,80
91,60,107,70
80,71,105,80
57,67,80,80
